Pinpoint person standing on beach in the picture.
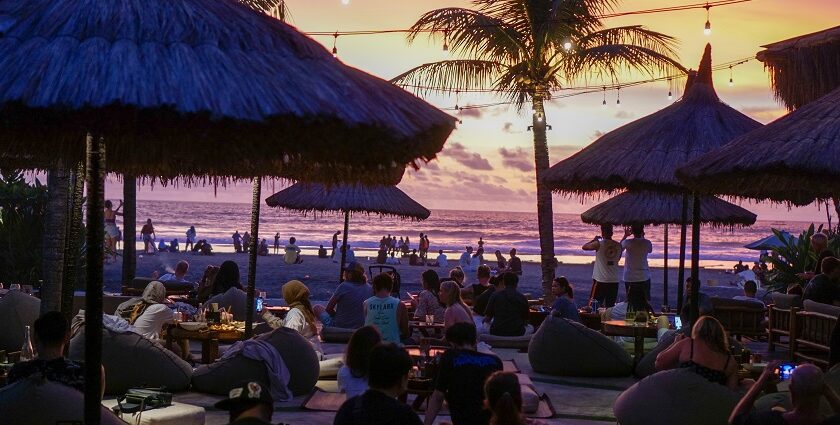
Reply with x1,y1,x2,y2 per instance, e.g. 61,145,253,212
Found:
459,246,474,271
582,224,623,308
621,225,652,301
140,219,155,254
232,231,242,253
185,226,196,252
273,232,280,255
242,231,251,253
104,200,123,263
332,231,341,259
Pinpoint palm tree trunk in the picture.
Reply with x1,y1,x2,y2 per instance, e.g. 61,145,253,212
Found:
532,95,556,303
41,163,70,313
688,194,701,328
84,134,105,425
61,163,85,321
122,176,136,284
676,195,688,313
244,177,261,339
834,198,840,232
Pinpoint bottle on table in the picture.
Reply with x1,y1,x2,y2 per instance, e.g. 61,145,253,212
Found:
21,325,35,361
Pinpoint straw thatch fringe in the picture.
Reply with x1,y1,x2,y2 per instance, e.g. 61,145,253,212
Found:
677,85,840,206
0,0,454,184
544,44,762,195
580,191,756,228
758,25,840,109
265,182,430,220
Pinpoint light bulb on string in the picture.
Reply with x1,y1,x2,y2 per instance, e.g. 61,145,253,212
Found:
341,0,350,5
601,87,607,107
728,65,734,86
563,39,572,51
332,32,339,58
667,77,673,100
616,87,621,107
703,3,711,36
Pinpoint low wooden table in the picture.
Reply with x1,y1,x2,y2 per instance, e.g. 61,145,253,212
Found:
602,320,658,363
409,321,445,338
165,325,243,364
528,308,549,329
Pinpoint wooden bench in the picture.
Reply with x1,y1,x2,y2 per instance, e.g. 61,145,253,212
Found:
122,277,194,296
710,297,766,340
791,310,837,368
767,303,799,352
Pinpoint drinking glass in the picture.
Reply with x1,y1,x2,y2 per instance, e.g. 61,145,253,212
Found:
425,314,435,326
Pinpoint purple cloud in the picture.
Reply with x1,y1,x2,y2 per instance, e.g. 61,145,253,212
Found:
498,147,534,172
442,142,494,171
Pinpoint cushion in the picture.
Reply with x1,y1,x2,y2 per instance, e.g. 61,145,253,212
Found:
321,326,356,343
521,384,539,414
102,400,205,425
192,327,319,396
614,368,741,425
528,315,633,377
0,290,40,352
710,297,766,311
771,293,802,309
69,328,192,395
479,333,532,349
127,278,194,295
71,295,135,317
804,300,840,317
206,288,249,321
0,377,125,425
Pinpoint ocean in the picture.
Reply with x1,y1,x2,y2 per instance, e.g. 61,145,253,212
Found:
128,201,813,269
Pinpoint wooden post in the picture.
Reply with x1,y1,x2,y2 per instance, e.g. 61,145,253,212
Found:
339,211,350,282
84,135,105,425
122,175,137,285
689,194,701,328
677,195,688,313
244,177,261,339
663,224,669,309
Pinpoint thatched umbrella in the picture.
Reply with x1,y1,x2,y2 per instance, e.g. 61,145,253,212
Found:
0,1,453,422
744,231,796,251
545,45,762,319
265,182,431,280
580,191,757,227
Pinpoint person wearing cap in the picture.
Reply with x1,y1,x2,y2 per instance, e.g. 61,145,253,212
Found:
215,381,274,424
314,262,372,329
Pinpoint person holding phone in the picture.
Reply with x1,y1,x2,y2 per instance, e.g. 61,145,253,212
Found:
729,361,840,425
582,224,623,307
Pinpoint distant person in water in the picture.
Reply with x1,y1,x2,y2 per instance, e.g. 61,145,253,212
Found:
478,237,485,251
232,230,243,253
284,237,302,264
318,245,329,258
185,226,196,252
258,239,269,256
274,232,281,255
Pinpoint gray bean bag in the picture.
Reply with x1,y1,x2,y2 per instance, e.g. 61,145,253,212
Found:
635,330,678,378
69,328,192,395
614,368,740,425
479,333,532,349
321,326,356,343
528,315,633,377
0,290,40,352
0,377,124,425
206,287,249,321
192,327,319,396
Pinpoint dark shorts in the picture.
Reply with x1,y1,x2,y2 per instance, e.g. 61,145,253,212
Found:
625,280,652,300
590,280,619,307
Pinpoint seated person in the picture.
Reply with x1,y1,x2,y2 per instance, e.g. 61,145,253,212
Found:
157,240,169,252
192,239,204,253
364,273,409,345
376,248,387,264
473,275,504,317
413,270,445,323
318,245,329,258
284,237,302,264
434,249,448,268
408,249,420,266
440,281,474,330
447,267,466,288
258,239,269,256
483,272,532,337
484,372,539,425
169,239,180,253
315,262,372,329
804,257,840,305
604,284,667,346
460,265,492,305
206,261,249,321
7,311,101,395
681,277,714,324
424,323,503,425
158,260,190,283
338,326,382,398
115,281,174,340
550,277,580,323
262,280,320,344
655,316,744,391
343,245,357,264
732,280,764,305
494,250,508,271
507,248,523,275
386,252,401,265
214,381,274,425
334,343,421,425
730,362,840,425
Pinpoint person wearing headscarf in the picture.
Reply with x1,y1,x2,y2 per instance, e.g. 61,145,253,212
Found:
114,281,173,339
262,280,318,339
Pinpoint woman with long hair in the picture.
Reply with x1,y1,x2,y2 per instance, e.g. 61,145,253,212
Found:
337,326,382,398
484,372,548,425
440,280,473,330
211,260,242,295
655,316,741,390
414,269,445,323
550,277,580,323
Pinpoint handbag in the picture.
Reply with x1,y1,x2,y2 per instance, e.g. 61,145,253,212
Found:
112,387,173,424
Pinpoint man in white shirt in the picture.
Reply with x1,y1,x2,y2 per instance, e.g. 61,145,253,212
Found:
386,252,401,265
621,225,653,300
733,280,765,305
284,237,302,264
159,260,190,282
582,224,623,307
435,250,448,268
459,246,473,270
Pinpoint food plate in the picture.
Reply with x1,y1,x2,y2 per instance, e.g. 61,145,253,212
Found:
179,322,207,331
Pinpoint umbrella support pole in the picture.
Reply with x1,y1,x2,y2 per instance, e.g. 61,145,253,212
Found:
244,177,261,339
677,196,688,313
122,175,136,283
84,134,105,425
689,194,701,328
339,211,349,282
663,224,669,309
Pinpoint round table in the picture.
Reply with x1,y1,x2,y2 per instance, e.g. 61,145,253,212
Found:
601,320,658,363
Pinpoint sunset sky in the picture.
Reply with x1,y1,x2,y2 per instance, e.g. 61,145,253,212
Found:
114,0,840,222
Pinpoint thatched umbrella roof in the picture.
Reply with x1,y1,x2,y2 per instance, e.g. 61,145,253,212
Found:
543,44,762,195
757,25,840,110
0,0,455,184
677,85,840,205
580,191,756,227
265,183,430,220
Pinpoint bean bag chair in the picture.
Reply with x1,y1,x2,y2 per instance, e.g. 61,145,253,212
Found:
321,326,356,343
634,330,678,378
479,333,532,349
69,328,192,395
614,368,740,425
528,315,633,377
0,290,40,352
206,287,249,321
192,327,319,397
0,377,124,425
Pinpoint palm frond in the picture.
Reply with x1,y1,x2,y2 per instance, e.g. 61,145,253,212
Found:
407,8,525,63
577,26,681,64
238,0,286,19
563,44,684,81
390,60,508,96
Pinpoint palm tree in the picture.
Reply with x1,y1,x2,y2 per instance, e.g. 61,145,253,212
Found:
393,0,683,300
42,164,70,313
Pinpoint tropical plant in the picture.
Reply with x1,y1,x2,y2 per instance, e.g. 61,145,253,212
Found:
0,171,48,285
764,225,817,291
392,0,682,299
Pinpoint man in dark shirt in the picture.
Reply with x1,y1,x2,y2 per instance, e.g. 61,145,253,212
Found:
334,343,421,425
462,265,492,305
804,257,840,305
798,233,835,281
424,323,502,425
483,272,531,336
7,311,87,392
473,275,504,316
507,248,523,275
680,277,714,324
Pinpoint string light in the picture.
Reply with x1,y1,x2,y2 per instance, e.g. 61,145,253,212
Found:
341,0,350,4
667,78,673,100
728,65,734,86
332,32,339,57
703,3,712,36
563,39,572,51
602,87,607,107
616,87,621,107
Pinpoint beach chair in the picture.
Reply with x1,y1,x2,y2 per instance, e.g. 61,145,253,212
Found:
368,265,401,297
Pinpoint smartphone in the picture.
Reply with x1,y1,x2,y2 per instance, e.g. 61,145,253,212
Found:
674,316,682,330
777,363,795,381
256,297,264,313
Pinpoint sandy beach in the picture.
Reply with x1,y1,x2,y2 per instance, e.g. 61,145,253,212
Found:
104,250,750,307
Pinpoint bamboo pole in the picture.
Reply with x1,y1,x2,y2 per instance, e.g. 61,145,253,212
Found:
339,211,350,282
244,177,261,339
